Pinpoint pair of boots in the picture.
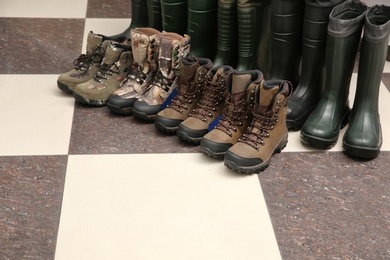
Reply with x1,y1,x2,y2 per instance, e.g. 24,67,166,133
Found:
213,0,272,75
300,1,390,159
57,32,133,106
269,0,344,130
107,27,191,121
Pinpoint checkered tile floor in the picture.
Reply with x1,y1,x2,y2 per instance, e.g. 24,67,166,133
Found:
1,1,390,259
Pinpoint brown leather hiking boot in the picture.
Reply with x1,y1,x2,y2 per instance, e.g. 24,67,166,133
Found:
154,56,213,134
106,27,161,115
200,70,264,159
132,32,191,121
73,41,132,106
57,31,128,94
224,80,293,174
176,65,235,144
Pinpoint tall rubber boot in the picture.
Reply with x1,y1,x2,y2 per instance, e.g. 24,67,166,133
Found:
269,0,305,88
236,0,272,76
187,0,219,59
147,0,163,31
110,0,149,38
301,0,367,149
286,0,343,130
213,0,238,67
343,5,390,159
161,0,188,35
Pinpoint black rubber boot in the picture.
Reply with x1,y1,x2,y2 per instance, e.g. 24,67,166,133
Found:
343,4,390,159
301,0,367,149
213,0,238,68
161,0,188,35
147,0,163,31
269,0,305,88
286,0,343,130
236,0,271,76
187,0,218,59
110,0,149,38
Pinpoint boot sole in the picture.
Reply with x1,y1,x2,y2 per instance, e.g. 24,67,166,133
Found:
200,146,225,160
107,103,132,115
154,122,178,134
224,134,288,174
57,81,73,94
73,92,106,107
132,109,156,122
177,130,202,145
342,142,380,160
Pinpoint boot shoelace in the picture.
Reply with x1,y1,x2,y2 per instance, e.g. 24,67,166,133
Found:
190,74,225,123
123,65,147,86
93,54,129,83
73,45,105,71
151,70,174,92
216,88,256,137
168,71,204,114
239,99,282,151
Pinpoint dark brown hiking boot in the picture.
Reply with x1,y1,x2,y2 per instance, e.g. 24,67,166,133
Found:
176,65,235,144
132,32,191,121
224,80,293,174
200,70,264,159
73,41,132,106
57,31,128,94
106,27,161,115
154,56,213,134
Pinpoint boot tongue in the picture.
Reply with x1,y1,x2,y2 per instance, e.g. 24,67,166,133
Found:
257,81,280,116
101,42,123,66
131,30,150,65
86,32,104,53
229,73,251,103
211,68,225,83
178,58,199,92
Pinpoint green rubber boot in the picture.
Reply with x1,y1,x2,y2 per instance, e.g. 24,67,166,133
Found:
161,0,188,35
213,0,238,67
147,0,163,31
269,0,305,88
301,0,368,149
236,0,271,75
343,4,390,159
187,0,218,59
286,0,343,130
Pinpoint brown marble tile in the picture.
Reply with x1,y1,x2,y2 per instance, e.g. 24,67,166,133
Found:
87,0,132,18
0,156,68,260
0,18,84,74
259,151,390,259
383,73,390,92
69,103,200,154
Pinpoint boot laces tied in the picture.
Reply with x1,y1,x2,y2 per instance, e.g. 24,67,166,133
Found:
216,98,247,137
123,64,147,85
191,74,225,122
73,45,105,71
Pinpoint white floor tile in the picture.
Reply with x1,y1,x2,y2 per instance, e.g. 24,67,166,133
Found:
0,75,74,155
285,73,390,152
55,154,281,260
0,0,88,18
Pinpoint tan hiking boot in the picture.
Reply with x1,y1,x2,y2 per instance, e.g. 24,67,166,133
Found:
57,31,128,94
73,41,132,106
106,27,161,115
154,56,213,134
224,80,293,174
132,32,191,121
176,65,235,144
200,70,264,159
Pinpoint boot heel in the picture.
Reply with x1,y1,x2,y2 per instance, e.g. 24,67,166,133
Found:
275,133,288,153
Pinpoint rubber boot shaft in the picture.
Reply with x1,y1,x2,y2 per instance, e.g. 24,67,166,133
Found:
213,0,238,67
343,4,390,159
161,0,188,35
269,0,305,88
301,0,367,149
147,0,163,31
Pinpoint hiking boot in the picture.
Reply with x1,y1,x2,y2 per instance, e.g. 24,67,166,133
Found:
224,80,293,174
176,65,235,144
132,32,191,121
154,57,213,134
57,31,128,94
106,28,161,115
73,41,133,106
200,70,263,159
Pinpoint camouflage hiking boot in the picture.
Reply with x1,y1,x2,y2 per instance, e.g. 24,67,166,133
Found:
154,56,213,134
176,65,235,144
132,32,191,121
224,80,293,174
73,41,133,106
106,28,161,115
57,31,128,94
200,70,264,159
